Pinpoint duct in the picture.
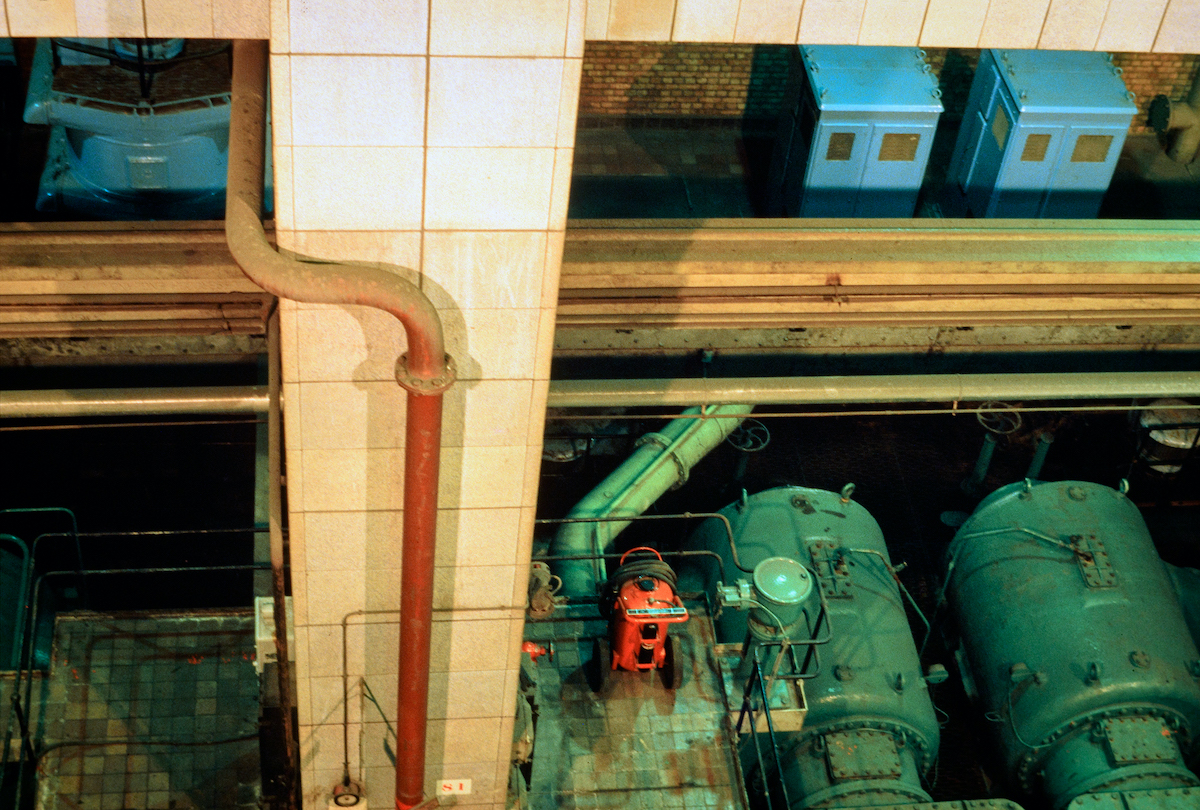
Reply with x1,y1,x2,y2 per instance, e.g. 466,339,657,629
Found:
226,41,454,810
547,371,1200,409
552,404,747,598
1150,67,1200,164
0,386,268,418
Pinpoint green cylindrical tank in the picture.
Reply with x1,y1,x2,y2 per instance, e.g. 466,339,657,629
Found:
685,486,939,809
946,479,1200,809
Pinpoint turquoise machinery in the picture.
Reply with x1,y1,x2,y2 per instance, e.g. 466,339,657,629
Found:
944,479,1200,809
683,486,955,809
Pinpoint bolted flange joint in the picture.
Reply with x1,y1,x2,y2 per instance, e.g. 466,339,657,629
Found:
396,352,456,395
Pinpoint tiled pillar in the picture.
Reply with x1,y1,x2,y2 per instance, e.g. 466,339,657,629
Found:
268,2,584,807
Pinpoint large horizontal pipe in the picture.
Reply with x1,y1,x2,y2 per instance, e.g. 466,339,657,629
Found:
0,386,268,418
547,371,1200,409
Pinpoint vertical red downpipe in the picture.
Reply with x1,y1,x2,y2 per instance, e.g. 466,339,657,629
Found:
225,40,453,810
395,392,443,810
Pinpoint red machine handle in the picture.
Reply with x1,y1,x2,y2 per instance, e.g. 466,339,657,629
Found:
619,546,664,565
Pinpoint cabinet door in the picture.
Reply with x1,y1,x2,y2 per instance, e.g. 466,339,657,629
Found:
857,124,935,217
992,126,1064,218
801,123,869,217
1042,126,1126,218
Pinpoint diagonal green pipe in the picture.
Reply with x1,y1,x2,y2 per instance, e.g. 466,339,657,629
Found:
551,403,749,598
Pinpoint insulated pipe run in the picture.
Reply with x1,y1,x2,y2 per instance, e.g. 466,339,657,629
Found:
551,403,748,598
226,41,454,810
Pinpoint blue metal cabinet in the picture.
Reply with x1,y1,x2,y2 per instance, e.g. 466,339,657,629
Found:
945,49,1136,219
771,45,943,218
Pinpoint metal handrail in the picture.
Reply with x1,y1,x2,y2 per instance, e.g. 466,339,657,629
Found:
0,524,269,805
734,658,792,810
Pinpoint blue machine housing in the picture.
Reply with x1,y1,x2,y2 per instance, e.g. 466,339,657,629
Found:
770,45,943,218
685,487,941,809
945,479,1200,809
943,49,1136,219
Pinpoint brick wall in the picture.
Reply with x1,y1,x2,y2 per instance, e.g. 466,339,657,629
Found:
579,42,1199,135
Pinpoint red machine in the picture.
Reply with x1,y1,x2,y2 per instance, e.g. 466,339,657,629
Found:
590,547,688,690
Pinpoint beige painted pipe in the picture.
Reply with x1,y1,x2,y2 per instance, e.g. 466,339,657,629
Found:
0,386,269,418
546,371,1200,409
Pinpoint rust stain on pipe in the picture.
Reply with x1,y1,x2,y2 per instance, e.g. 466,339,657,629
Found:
226,40,453,810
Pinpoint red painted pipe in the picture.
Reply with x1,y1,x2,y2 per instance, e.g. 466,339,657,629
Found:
225,40,453,810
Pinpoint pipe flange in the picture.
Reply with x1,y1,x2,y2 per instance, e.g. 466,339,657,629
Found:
396,353,456,395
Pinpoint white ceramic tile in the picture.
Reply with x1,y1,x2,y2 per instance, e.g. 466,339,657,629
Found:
289,548,311,627
504,617,527,670
428,670,509,719
438,445,528,509
297,381,406,450
1154,0,1200,51
290,0,427,54
532,307,556,382
286,508,307,594
279,300,301,381
799,0,867,42
340,621,366,677
285,449,305,521
268,55,292,148
422,231,547,311
424,147,556,231
548,147,574,232
734,0,804,43
431,0,570,56
1038,0,1107,48
978,0,1050,47
363,620,402,675
271,146,294,231
567,0,587,55
214,0,269,37
295,305,407,383
437,618,512,672
433,564,509,611
307,565,367,624
859,0,927,44
519,443,543,508
310,676,357,726
434,507,524,567
1,4,8,35
607,0,675,39
363,510,406,572
444,379,535,448
269,0,287,51
282,380,303,451
441,718,502,765
302,722,349,775
557,59,583,148
292,56,425,147
294,668,312,722
292,147,424,231
302,510,370,571
301,447,406,512
74,0,143,36
526,379,550,447
673,0,739,40
585,0,611,38
146,0,213,37
7,0,76,35
442,308,540,382
306,625,347,679
305,767,352,809
428,58,563,148
919,0,988,45
1096,0,1168,51
541,230,565,307
289,231,422,274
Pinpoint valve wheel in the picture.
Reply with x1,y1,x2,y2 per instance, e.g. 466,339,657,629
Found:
977,401,1022,435
727,419,771,452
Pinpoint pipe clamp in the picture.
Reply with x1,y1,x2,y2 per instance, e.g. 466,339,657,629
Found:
396,353,457,395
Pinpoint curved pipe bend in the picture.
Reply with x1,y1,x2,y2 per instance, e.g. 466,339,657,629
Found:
226,40,452,810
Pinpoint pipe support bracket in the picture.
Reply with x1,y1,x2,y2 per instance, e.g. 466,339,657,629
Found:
396,353,457,395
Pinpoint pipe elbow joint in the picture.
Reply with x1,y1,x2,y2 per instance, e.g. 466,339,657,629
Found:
396,352,457,395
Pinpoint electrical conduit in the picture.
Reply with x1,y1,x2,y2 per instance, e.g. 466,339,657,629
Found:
226,41,455,810
552,404,748,598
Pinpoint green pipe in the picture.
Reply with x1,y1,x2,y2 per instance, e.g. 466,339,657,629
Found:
551,403,748,598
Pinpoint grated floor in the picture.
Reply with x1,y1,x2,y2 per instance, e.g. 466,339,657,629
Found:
33,612,261,810
523,603,747,810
